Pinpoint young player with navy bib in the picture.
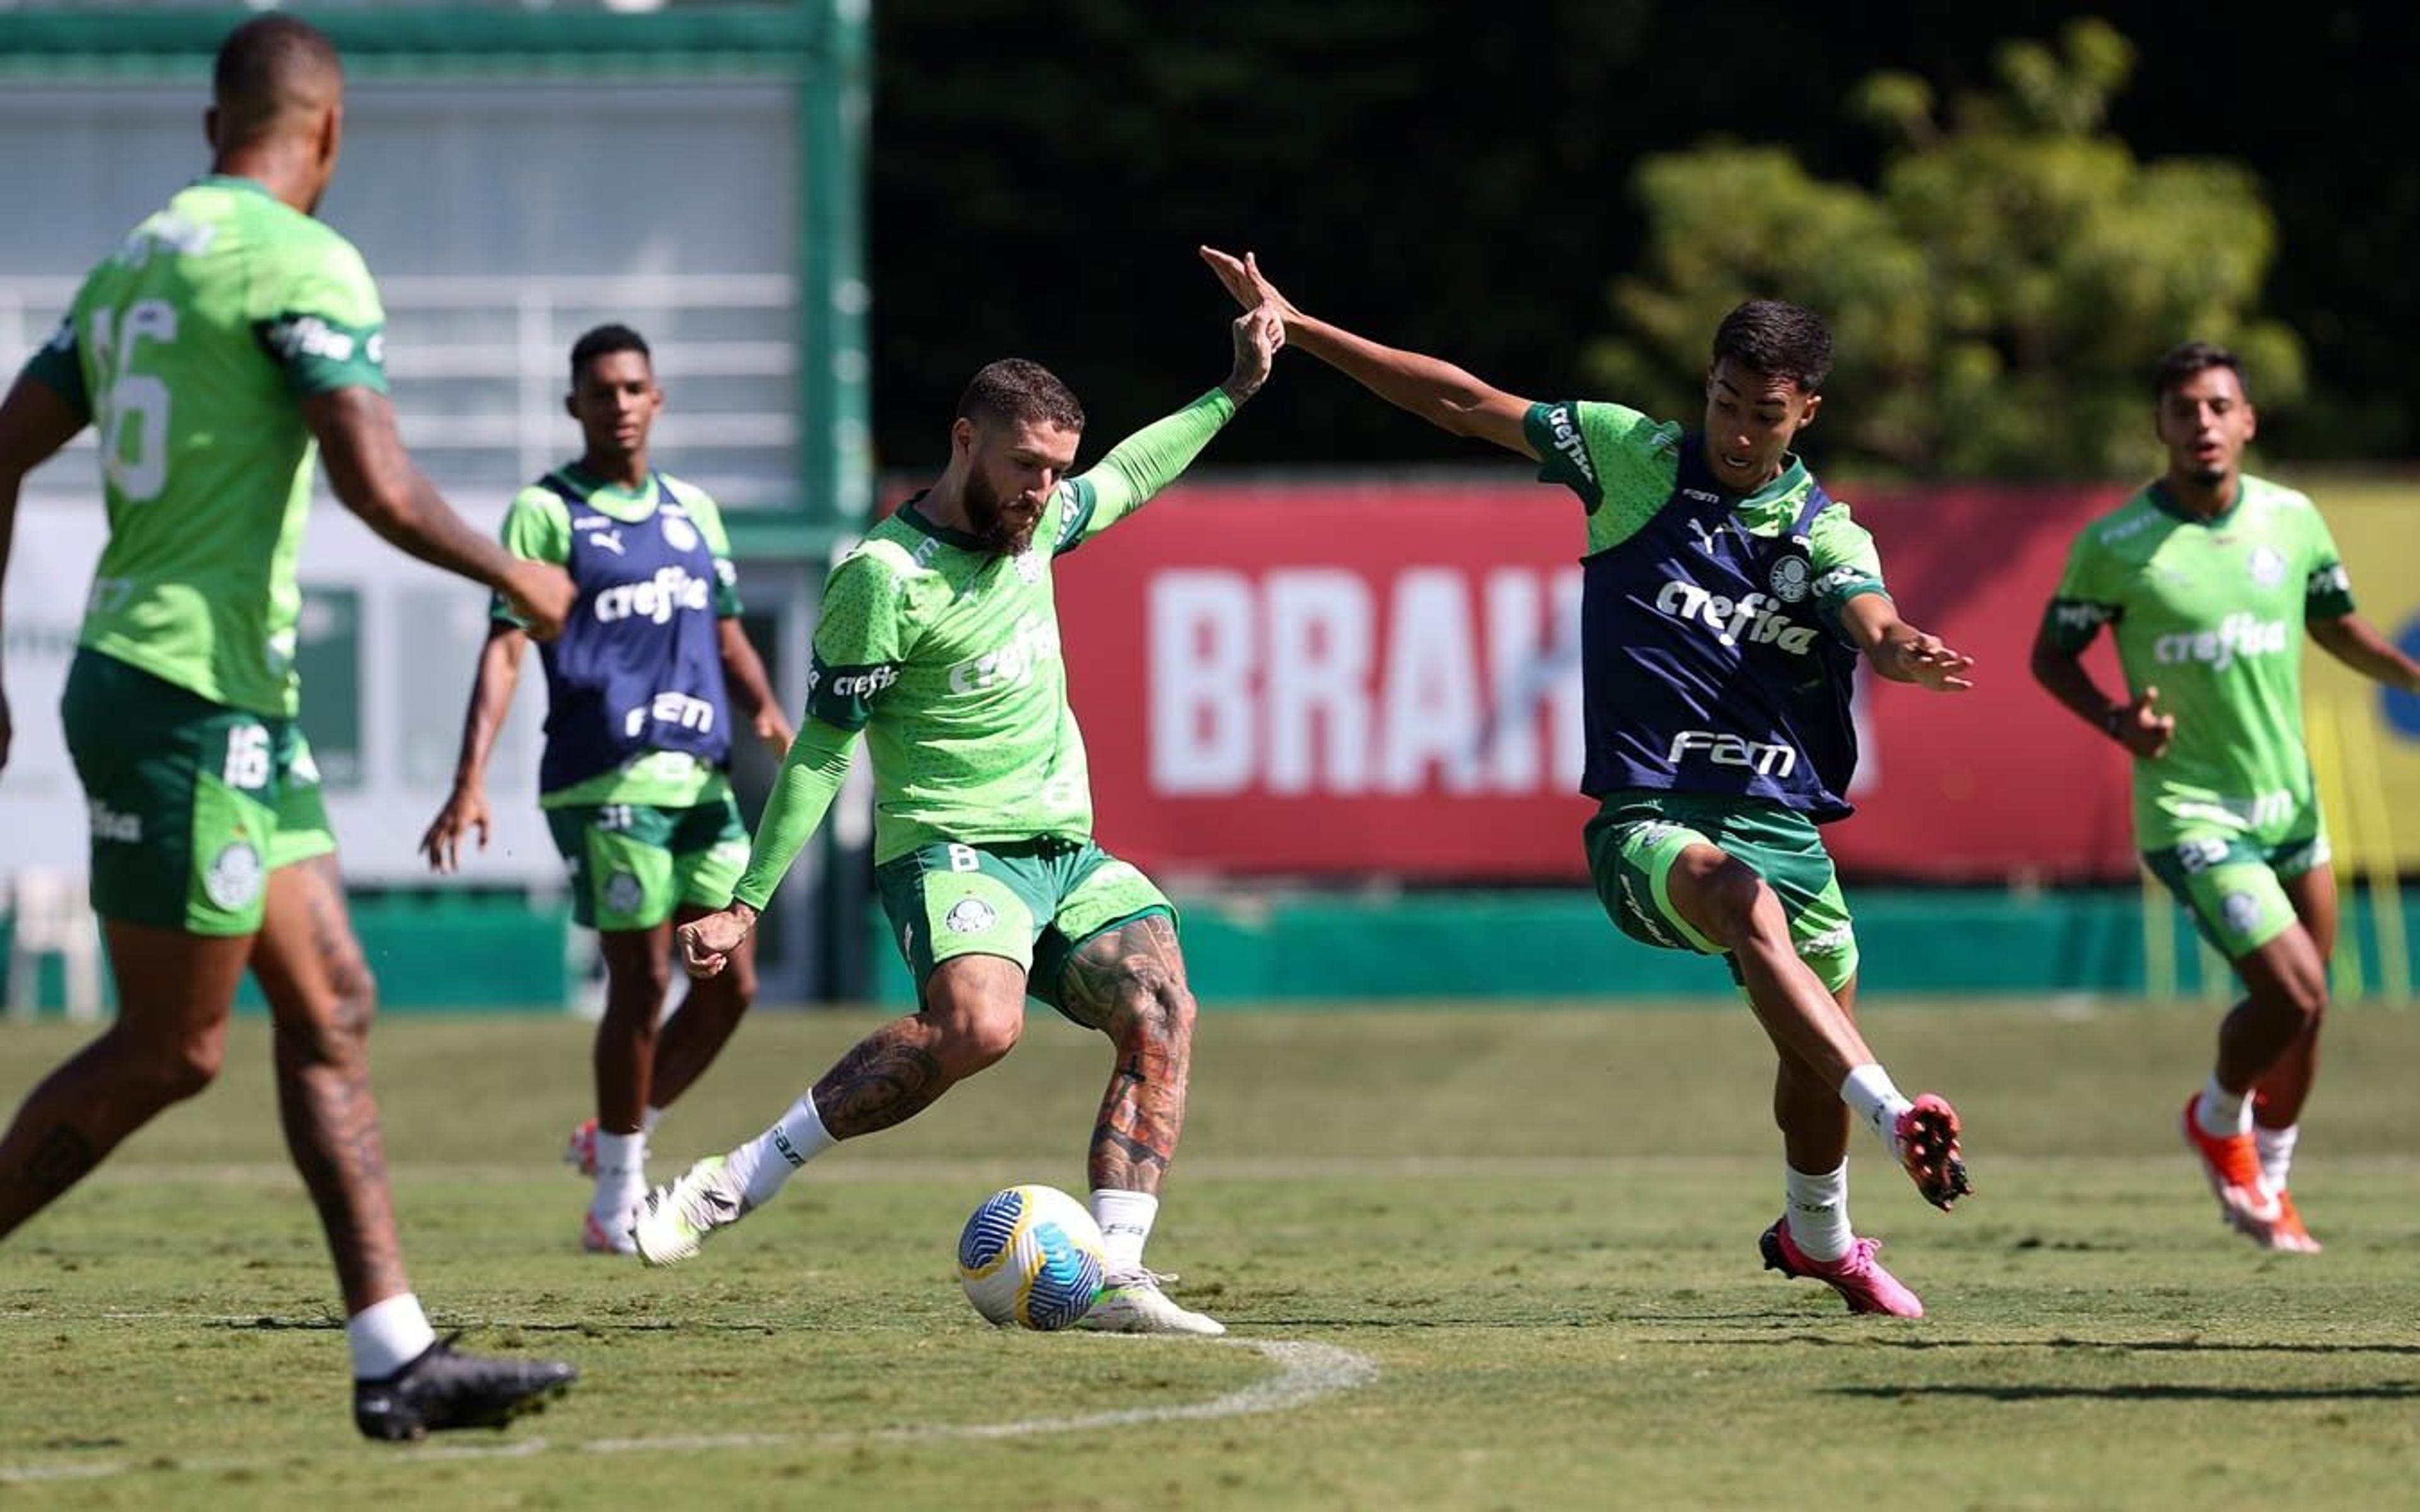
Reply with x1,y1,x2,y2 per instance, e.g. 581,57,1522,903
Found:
420,325,790,1255
1199,247,1973,1317
2032,341,2420,1254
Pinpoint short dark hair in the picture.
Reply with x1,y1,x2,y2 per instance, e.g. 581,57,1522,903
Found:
956,358,1085,432
570,324,652,384
212,16,343,146
2152,341,2245,402
1711,300,1833,393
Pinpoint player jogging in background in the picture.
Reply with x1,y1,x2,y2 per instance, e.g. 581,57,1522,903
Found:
0,16,578,1439
1201,247,1973,1319
630,307,1282,1336
2032,341,2420,1254
419,324,792,1256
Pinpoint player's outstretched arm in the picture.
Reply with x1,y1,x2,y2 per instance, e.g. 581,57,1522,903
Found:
1841,595,1975,692
2307,614,2420,694
2029,612,2172,758
420,621,529,873
1199,246,1537,459
677,716,858,978
0,370,89,776
304,388,577,639
1064,303,1283,545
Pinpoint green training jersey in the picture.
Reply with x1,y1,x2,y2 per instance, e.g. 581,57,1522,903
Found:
22,176,389,718
1527,400,1889,604
493,466,742,810
2046,475,2355,850
805,486,1104,862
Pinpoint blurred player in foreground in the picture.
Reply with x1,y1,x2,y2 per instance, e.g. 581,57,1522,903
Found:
2033,341,2420,1252
1201,246,1971,1318
420,324,790,1255
0,16,577,1437
630,306,1284,1335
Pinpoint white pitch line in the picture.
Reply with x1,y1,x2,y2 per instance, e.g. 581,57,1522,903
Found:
0,1337,1378,1485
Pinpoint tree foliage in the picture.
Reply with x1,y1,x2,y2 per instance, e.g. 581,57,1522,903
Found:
1584,20,2302,480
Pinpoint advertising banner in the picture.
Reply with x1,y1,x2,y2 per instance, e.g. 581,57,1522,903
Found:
1053,478,2155,882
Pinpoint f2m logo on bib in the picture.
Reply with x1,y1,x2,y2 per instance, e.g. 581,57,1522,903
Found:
1666,728,1798,777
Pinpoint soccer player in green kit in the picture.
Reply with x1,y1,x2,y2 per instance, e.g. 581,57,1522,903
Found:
420,324,792,1256
2034,341,2420,1254
630,306,1284,1336
1197,247,1973,1319
0,16,578,1437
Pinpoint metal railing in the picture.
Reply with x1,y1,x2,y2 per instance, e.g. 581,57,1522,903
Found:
0,271,798,513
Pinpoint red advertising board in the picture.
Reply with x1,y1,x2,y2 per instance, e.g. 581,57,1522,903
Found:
1049,479,2143,883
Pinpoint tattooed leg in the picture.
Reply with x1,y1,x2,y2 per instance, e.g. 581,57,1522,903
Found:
251,854,412,1313
0,920,248,1242
1059,915,1196,1197
810,953,1025,1140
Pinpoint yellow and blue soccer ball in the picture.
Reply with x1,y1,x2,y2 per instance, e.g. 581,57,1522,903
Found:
955,1184,1106,1331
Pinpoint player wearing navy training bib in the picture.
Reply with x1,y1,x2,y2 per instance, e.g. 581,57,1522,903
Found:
2032,341,2420,1253
420,326,790,1254
1202,247,1973,1318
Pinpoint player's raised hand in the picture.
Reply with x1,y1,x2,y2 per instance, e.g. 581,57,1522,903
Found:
679,905,754,978
1198,246,1299,325
502,560,578,643
1892,631,1977,692
2115,684,2176,759
1224,301,1284,403
418,784,492,873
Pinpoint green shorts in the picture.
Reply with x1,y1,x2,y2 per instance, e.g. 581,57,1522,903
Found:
62,649,333,936
1583,790,1860,994
2143,822,2329,961
544,794,750,932
873,837,1174,1019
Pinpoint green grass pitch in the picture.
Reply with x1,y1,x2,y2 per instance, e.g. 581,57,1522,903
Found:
3,1000,2416,1508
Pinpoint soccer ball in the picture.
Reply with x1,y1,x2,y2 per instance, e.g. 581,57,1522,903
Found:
955,1184,1106,1331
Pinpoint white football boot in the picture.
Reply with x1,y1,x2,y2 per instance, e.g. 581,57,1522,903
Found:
628,1155,750,1266
1077,1269,1227,1336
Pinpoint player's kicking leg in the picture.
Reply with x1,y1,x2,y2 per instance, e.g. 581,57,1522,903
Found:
251,851,576,1438
1663,845,1971,1212
631,953,1025,1264
1754,978,1925,1317
1050,911,1223,1336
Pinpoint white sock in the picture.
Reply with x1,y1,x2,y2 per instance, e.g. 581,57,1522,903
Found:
1783,1161,1853,1263
347,1293,438,1382
2254,1122,2298,1191
723,1092,837,1210
1838,1064,1913,1157
642,1106,664,1135
2197,1075,2251,1139
592,1130,648,1222
1090,1189,1158,1274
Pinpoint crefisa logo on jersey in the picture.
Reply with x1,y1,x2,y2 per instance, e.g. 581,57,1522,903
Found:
2247,544,2288,588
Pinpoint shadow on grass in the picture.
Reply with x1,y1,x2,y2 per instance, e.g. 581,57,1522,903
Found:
1830,1382,2420,1402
